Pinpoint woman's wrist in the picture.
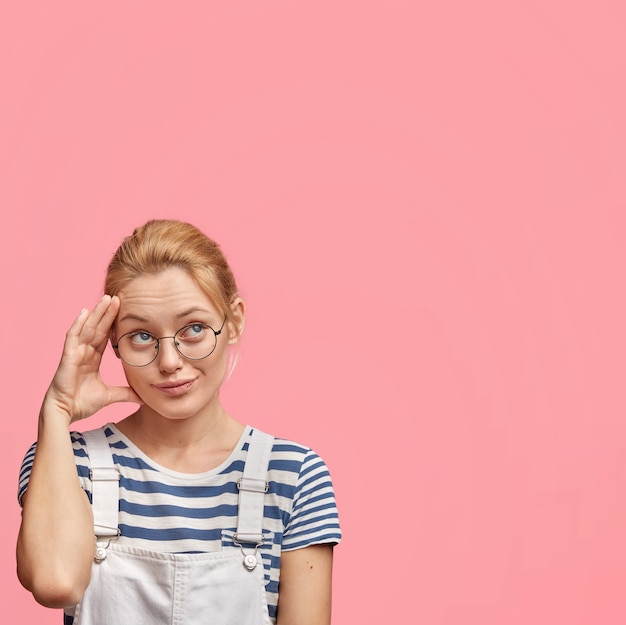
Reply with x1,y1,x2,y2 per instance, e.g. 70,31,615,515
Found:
39,394,74,430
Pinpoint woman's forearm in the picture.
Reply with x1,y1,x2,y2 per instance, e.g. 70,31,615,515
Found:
17,401,95,608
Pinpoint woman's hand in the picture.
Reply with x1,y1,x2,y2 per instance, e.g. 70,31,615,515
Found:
44,294,141,425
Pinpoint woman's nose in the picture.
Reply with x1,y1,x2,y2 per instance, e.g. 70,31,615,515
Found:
156,337,183,371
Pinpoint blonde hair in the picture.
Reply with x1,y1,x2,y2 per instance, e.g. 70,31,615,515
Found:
105,220,242,337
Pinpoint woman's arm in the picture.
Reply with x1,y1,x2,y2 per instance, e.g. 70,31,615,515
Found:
16,295,141,608
17,407,95,607
276,544,334,625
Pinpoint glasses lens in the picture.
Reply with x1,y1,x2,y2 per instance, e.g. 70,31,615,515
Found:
117,332,158,367
174,323,217,360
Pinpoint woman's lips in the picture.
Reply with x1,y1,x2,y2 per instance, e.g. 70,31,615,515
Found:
153,379,195,396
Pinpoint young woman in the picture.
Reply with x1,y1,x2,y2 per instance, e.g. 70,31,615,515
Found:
17,220,341,625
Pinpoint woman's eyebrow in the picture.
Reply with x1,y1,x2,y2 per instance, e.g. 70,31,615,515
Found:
118,308,213,323
176,307,212,319
118,314,150,323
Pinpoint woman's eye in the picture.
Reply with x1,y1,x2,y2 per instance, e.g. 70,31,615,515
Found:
129,332,155,345
179,324,207,340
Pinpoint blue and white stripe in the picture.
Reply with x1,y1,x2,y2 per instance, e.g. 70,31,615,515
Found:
18,424,342,624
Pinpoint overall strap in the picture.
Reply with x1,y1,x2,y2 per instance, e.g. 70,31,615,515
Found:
82,428,120,539
235,428,274,545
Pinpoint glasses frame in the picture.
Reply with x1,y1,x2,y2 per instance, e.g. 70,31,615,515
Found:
112,315,227,367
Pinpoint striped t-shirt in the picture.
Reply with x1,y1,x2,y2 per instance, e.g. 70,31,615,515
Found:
18,424,342,624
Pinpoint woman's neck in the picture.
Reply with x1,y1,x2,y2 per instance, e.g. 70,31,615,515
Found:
116,405,246,473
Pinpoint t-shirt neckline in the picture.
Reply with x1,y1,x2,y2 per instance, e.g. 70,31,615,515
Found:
104,422,252,481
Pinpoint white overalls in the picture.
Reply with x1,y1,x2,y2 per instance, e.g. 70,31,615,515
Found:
70,428,274,625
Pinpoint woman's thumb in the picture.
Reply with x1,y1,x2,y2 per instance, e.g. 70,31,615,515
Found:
108,385,143,406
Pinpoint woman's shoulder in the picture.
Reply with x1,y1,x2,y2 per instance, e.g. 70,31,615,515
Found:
250,427,324,466
249,428,336,493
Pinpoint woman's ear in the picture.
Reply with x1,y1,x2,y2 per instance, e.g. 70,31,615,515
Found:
228,297,245,343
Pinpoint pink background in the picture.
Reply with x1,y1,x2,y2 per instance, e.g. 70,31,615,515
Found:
2,1,626,623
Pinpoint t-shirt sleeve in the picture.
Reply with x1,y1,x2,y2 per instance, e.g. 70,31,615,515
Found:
17,432,92,506
17,442,37,506
281,448,342,551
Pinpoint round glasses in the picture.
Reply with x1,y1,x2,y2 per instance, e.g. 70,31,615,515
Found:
112,316,227,367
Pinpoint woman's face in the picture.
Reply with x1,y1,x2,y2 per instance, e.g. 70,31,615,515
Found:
112,267,243,423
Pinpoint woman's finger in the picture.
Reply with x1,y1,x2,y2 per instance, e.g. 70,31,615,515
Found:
78,295,118,348
65,308,90,340
92,295,120,353
59,308,91,359
107,385,143,407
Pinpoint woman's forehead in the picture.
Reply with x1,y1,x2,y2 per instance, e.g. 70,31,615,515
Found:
117,269,219,320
